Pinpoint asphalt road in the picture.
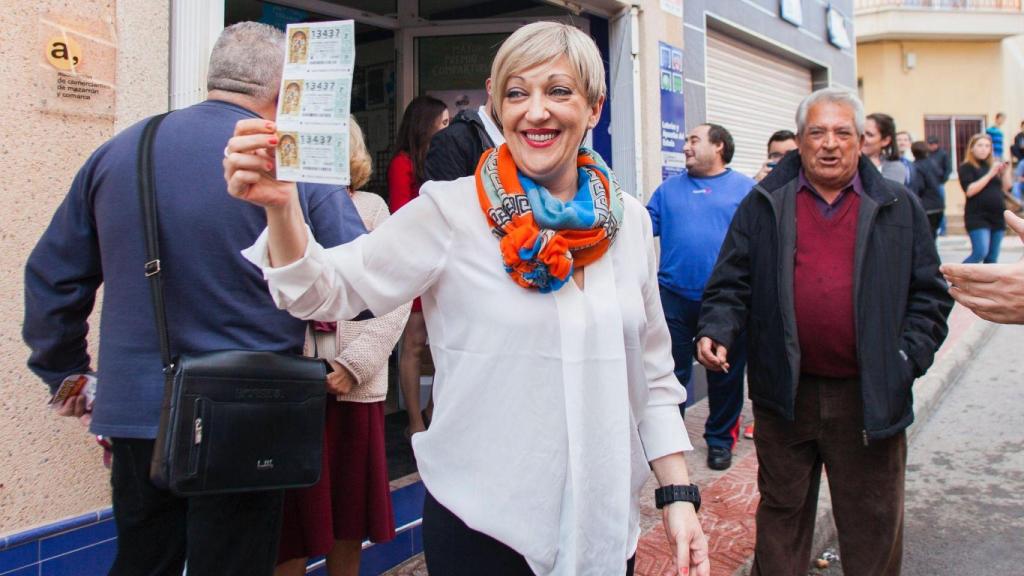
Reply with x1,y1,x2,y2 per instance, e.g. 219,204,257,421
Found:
900,322,1024,574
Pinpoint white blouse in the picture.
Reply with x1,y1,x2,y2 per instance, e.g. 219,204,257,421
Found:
243,176,691,575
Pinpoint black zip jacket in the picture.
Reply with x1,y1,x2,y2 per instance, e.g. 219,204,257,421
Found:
424,109,495,182
911,157,945,214
697,151,953,441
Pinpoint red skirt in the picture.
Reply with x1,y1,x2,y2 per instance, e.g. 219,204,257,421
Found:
277,400,395,561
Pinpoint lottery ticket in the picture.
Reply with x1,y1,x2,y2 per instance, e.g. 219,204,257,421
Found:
278,75,351,122
275,127,351,184
276,20,354,185
284,21,355,71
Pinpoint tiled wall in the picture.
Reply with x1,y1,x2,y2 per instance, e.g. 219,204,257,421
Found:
0,482,425,576
0,510,116,576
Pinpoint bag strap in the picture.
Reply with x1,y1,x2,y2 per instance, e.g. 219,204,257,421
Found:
137,112,173,371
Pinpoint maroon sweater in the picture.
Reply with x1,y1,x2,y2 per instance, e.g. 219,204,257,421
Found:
794,188,860,378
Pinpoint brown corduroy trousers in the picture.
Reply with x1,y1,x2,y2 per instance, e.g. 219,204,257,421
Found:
751,376,907,576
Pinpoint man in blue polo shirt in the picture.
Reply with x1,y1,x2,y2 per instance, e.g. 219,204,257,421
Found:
647,123,755,471
987,112,1006,159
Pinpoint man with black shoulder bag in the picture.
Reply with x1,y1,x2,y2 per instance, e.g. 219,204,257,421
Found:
23,22,365,576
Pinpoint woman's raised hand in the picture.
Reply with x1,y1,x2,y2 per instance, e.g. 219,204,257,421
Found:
223,119,298,208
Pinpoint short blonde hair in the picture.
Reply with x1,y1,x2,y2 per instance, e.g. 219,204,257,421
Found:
490,22,606,121
349,115,372,190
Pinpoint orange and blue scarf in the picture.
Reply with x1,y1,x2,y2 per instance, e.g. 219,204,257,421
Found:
475,144,623,292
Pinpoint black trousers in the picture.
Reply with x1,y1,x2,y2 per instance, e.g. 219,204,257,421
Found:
423,490,636,575
107,438,284,576
927,212,943,239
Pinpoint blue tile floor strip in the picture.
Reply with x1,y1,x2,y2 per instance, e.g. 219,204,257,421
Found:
390,481,425,528
40,519,116,559
1,565,39,576
410,525,423,556
3,509,110,551
2,481,428,576
40,539,116,576
359,530,412,576
0,542,37,574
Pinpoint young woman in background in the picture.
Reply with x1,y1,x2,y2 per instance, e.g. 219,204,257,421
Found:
387,95,449,437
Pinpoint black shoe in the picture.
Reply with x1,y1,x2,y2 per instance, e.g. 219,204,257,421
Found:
707,445,732,470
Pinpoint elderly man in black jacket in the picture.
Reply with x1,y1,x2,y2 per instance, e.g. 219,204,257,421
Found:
696,88,952,576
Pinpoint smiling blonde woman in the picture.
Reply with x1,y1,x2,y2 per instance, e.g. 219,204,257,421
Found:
223,22,709,576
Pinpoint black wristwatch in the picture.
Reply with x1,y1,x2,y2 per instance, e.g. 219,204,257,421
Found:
655,484,701,512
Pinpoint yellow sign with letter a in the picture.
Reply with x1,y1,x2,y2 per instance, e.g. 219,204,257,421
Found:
45,36,83,71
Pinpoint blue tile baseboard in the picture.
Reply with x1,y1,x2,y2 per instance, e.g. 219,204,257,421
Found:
0,481,426,576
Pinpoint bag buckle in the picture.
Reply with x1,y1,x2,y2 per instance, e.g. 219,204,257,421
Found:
144,259,161,277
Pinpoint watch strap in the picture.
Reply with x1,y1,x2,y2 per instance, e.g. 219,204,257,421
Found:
655,484,701,512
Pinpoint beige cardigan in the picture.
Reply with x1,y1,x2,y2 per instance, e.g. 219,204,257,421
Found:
303,191,411,403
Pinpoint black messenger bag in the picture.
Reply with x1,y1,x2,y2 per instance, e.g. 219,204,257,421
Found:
139,113,327,495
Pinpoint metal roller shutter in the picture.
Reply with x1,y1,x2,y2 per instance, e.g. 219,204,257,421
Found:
705,31,812,178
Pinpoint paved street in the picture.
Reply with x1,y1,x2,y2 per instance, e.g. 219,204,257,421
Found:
812,235,1024,576
903,321,1024,574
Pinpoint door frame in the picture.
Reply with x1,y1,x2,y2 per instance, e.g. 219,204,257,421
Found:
396,17,588,115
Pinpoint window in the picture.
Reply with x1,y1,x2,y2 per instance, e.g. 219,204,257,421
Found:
924,116,985,175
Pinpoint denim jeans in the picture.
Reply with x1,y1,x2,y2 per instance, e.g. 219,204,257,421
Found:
659,286,747,449
936,184,947,236
1014,161,1024,200
964,227,1005,264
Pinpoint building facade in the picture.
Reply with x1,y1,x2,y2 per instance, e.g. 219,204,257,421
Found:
855,0,1024,232
684,0,857,176
1,1,855,573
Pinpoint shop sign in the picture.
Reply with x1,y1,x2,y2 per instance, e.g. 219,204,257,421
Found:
827,7,852,50
417,34,507,94
658,42,686,181
660,0,682,18
780,0,803,27
37,11,116,117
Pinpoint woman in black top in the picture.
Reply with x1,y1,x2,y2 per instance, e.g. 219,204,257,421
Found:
959,133,1013,263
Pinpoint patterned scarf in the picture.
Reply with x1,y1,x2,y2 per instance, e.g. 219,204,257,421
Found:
475,144,624,292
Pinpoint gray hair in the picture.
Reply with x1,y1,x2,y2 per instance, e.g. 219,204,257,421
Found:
795,87,865,136
207,22,285,102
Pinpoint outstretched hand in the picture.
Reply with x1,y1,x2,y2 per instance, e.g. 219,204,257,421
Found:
223,119,298,208
941,210,1024,324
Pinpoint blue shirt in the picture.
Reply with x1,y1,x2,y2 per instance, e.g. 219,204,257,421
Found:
23,100,367,439
647,169,755,300
987,126,1004,158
